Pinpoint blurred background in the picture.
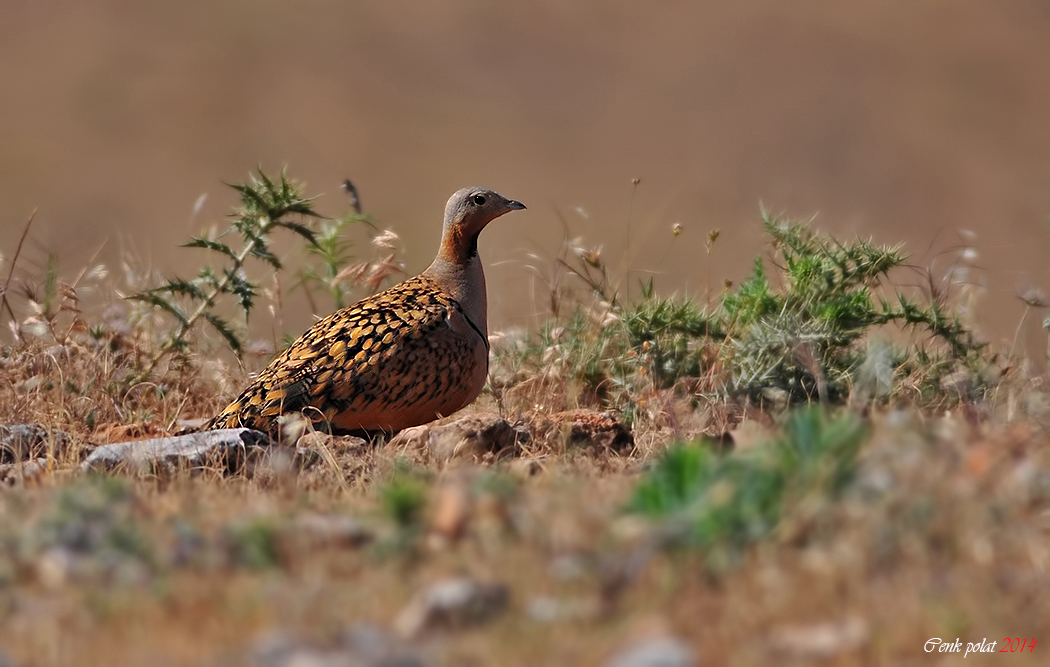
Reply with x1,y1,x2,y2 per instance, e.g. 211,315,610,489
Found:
2,0,1049,356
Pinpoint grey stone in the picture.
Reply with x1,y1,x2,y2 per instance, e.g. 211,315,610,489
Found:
526,596,598,623
768,616,869,658
341,623,429,667
81,428,271,475
394,577,509,638
0,424,70,462
250,626,428,667
294,514,373,549
0,458,49,485
250,632,349,667
606,637,696,667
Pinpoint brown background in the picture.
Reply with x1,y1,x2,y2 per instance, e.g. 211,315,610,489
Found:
2,1,1049,353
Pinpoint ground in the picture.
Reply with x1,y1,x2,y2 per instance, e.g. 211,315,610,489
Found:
1,347,1048,666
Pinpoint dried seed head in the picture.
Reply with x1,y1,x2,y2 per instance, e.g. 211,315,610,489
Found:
373,229,400,251
573,244,603,269
1018,287,1049,308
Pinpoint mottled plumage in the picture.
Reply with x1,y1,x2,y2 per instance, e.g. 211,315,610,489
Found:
204,187,525,436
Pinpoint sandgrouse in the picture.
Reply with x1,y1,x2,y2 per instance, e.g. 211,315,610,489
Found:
203,187,526,436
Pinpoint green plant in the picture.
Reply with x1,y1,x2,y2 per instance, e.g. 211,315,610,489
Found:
629,406,867,566
295,186,375,310
223,517,282,570
379,466,427,530
130,169,321,372
28,476,152,568
491,206,992,419
370,463,429,559
722,211,987,403
622,279,723,387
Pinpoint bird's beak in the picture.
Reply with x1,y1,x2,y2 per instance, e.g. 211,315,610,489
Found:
506,199,526,211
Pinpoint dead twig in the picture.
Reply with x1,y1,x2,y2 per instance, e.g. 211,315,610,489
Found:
1,209,37,337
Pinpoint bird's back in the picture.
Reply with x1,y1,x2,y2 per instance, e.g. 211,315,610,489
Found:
205,274,489,436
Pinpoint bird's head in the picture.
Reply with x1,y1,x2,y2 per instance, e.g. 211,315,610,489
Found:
440,187,526,264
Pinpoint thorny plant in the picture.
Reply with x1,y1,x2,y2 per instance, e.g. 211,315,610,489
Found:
295,180,405,313
129,170,405,378
493,207,994,425
130,169,323,374
725,210,989,405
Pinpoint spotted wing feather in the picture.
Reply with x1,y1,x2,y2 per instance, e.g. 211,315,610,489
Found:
205,276,487,435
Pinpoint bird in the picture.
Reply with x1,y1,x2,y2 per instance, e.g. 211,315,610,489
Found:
202,187,526,437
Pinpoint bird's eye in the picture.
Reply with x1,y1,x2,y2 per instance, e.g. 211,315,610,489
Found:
472,194,486,206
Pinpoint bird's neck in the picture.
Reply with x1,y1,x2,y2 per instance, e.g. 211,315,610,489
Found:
423,253,488,336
